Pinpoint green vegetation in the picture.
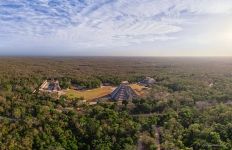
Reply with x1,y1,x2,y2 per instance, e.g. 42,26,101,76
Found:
1,57,232,149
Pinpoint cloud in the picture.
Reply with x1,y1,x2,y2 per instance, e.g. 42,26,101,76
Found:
0,0,232,53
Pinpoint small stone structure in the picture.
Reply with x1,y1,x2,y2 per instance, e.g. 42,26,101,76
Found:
140,77,156,86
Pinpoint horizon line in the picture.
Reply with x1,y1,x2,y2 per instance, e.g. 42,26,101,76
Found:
0,55,232,58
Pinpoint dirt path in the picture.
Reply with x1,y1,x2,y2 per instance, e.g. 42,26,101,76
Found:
155,127,161,150
132,113,162,150
137,135,144,150
0,116,18,122
137,126,161,150
137,135,143,150
131,113,163,117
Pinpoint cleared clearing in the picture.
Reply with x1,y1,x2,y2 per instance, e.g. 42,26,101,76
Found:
66,84,147,101
66,86,116,100
129,84,147,96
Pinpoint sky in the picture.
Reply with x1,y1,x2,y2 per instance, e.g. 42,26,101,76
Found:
0,0,232,56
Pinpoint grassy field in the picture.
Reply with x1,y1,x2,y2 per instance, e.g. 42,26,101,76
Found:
66,86,116,100
129,84,147,96
66,84,147,101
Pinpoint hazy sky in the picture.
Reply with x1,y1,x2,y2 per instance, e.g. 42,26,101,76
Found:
0,0,232,56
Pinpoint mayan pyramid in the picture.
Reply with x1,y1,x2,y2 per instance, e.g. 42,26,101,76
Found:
110,84,138,101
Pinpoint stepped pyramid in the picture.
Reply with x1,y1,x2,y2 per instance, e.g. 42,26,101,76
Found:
48,80,61,91
39,79,61,92
110,83,138,101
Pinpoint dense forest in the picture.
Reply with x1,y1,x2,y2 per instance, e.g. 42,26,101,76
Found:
1,57,232,149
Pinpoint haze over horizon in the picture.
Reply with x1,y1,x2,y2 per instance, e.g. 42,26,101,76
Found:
0,0,232,56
